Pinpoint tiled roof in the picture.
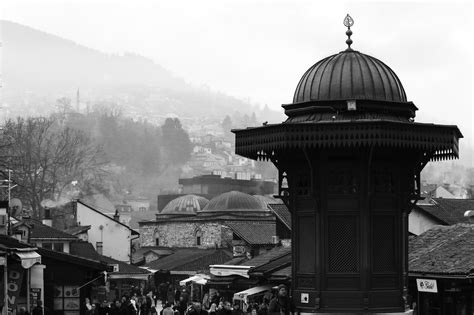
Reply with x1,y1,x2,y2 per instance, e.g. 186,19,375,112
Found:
144,248,232,272
267,204,291,230
20,218,77,240
250,251,291,275
132,247,174,265
226,221,276,245
224,257,248,265
271,265,291,278
64,225,91,235
100,255,151,274
409,224,474,276
70,241,100,261
240,246,291,267
37,246,106,270
419,198,474,225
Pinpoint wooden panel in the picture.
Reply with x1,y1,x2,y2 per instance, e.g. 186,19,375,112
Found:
326,276,360,290
372,197,397,211
368,291,403,309
321,291,364,310
327,198,358,211
296,276,316,289
297,215,315,273
370,275,398,289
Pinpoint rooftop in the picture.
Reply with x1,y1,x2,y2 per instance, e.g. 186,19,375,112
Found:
144,248,232,272
409,224,474,276
418,198,474,225
226,221,276,245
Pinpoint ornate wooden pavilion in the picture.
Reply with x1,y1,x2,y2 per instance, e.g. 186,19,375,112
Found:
233,15,462,314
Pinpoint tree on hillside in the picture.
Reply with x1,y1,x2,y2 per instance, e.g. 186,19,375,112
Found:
221,115,233,132
0,117,107,217
161,118,192,166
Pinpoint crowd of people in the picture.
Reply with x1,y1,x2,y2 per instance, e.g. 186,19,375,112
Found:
83,283,295,315
84,292,157,315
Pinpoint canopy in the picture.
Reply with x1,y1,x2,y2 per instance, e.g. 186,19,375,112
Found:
109,273,150,280
179,274,209,286
15,251,41,269
233,285,271,301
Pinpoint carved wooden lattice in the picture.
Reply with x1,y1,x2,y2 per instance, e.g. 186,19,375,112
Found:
328,216,359,273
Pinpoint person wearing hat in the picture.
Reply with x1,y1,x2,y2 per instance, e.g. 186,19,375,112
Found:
267,285,294,315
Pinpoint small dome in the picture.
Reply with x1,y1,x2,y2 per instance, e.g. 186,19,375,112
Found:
161,195,209,215
201,191,268,212
293,50,406,104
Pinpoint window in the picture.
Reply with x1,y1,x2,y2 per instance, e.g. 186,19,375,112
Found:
53,243,64,252
42,243,52,250
155,238,160,246
196,230,203,246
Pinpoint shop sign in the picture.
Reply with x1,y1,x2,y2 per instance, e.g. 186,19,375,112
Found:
416,278,438,293
0,264,25,309
30,288,41,308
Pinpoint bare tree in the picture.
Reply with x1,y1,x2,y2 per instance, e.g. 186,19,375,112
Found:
0,116,107,217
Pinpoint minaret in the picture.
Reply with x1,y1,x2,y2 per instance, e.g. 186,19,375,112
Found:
76,88,80,112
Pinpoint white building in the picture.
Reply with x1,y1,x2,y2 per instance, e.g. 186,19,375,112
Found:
76,201,139,263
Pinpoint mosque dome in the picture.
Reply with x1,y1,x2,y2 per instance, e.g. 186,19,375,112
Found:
201,191,269,212
161,195,209,215
293,50,406,104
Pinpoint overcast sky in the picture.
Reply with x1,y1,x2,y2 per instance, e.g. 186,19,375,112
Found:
1,0,473,165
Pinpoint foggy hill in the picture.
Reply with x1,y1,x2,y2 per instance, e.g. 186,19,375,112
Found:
0,20,277,119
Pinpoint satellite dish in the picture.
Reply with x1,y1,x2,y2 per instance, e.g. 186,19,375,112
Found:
9,198,22,218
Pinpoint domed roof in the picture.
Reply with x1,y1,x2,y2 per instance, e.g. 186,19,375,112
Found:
161,195,209,215
293,50,407,104
201,191,268,212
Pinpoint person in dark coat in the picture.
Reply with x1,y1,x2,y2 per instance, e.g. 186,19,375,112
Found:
267,285,294,315
176,296,188,315
231,303,244,315
32,300,44,315
216,301,232,315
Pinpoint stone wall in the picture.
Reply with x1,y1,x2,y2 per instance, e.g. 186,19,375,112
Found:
140,221,232,249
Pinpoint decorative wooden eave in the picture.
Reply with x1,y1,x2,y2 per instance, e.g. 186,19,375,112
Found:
232,120,462,162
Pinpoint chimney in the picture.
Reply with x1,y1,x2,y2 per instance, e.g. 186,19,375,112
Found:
113,209,120,221
42,208,52,227
96,241,103,255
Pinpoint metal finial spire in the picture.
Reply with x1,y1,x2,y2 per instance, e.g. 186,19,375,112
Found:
343,14,354,50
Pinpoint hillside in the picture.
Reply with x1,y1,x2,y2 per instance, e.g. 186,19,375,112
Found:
0,20,281,120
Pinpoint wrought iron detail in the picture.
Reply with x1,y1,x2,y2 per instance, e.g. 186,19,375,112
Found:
343,14,354,50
